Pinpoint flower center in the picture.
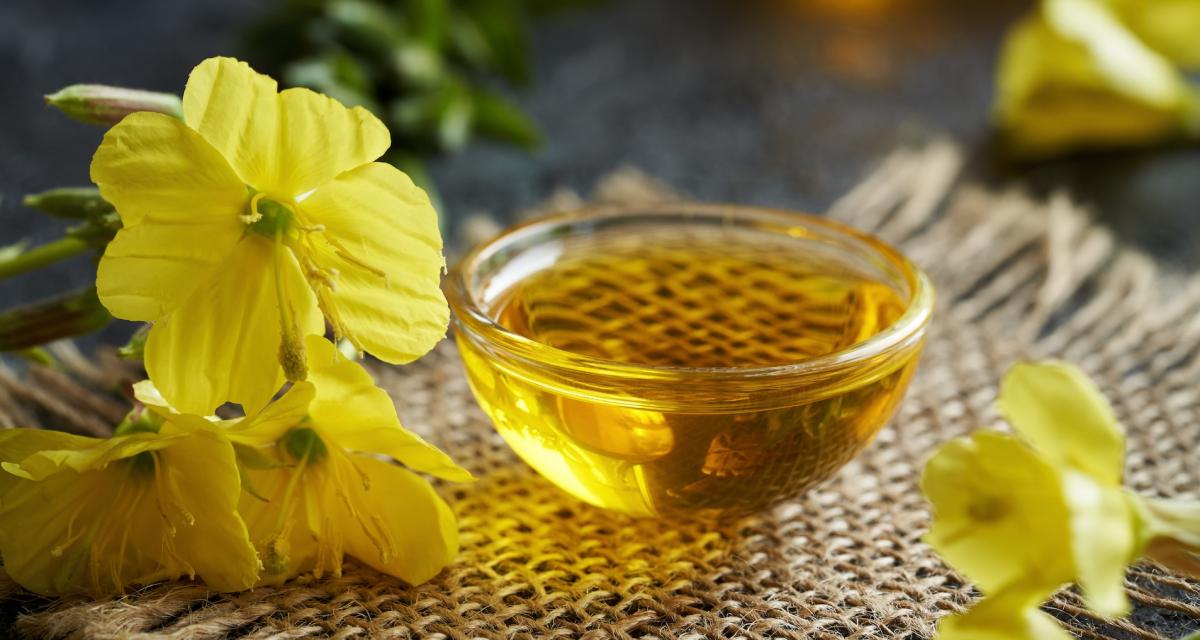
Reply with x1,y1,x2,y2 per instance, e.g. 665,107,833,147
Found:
127,450,157,477
247,198,295,237
967,494,1008,523
281,426,327,462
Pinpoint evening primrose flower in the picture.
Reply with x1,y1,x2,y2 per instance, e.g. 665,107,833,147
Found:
226,335,472,586
924,360,1139,638
996,0,1200,157
0,405,258,597
91,56,448,416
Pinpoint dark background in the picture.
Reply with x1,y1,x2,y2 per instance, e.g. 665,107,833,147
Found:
4,0,1199,315
0,0,1198,636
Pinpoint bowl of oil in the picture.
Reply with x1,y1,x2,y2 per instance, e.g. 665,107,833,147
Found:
445,204,933,517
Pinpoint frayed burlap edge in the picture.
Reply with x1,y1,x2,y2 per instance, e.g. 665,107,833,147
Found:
1,141,1198,639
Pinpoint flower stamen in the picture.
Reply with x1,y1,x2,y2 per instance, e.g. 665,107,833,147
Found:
273,231,307,383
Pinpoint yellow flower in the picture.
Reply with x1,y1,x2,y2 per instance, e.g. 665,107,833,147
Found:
924,361,1137,624
937,584,1071,640
997,360,1136,616
226,335,472,586
923,431,1075,599
91,56,448,416
995,0,1200,157
0,403,258,597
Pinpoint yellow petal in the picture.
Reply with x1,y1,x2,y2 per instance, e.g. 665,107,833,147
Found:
1061,471,1135,616
156,429,259,592
273,87,390,196
922,431,1074,596
1131,494,1200,577
300,162,448,363
998,360,1125,486
145,237,323,416
224,381,317,447
995,9,1192,157
1046,0,1184,105
937,586,1072,640
97,210,243,322
0,430,255,596
182,57,280,191
304,335,471,482
90,111,247,228
4,431,178,481
340,455,457,585
0,429,95,465
1109,0,1200,67
237,463,320,584
0,465,170,595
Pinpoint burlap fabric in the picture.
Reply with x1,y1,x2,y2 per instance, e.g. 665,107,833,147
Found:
1,141,1198,639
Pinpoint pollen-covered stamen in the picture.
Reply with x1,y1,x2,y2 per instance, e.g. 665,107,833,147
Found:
262,426,325,575
297,216,387,280
271,229,307,383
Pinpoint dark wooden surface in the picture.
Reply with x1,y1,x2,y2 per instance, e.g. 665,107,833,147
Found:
0,0,1197,636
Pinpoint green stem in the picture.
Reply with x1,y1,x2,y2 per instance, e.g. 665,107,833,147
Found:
0,237,90,280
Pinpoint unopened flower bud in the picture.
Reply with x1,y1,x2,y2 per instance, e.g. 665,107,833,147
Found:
45,84,183,126
23,187,114,221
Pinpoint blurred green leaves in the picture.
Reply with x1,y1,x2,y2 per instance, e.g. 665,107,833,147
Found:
244,0,601,164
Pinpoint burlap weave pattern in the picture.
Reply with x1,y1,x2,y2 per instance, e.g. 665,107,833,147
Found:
1,141,1198,638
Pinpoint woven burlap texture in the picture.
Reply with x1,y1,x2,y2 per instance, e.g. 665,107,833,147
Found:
2,141,1198,639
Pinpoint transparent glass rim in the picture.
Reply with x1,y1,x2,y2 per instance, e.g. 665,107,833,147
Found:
445,203,934,387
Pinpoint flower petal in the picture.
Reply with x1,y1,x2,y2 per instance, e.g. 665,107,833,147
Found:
999,360,1125,486
1062,471,1135,616
145,237,323,416
300,162,448,363
91,111,248,228
937,585,1073,640
182,57,281,191
305,335,471,482
1113,0,1200,67
3,431,178,481
157,429,259,592
341,455,457,585
922,431,1074,595
0,464,175,596
225,381,317,447
97,210,243,322
273,87,390,196
995,9,1191,157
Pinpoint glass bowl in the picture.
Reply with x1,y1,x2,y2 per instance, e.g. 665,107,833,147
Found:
445,204,933,517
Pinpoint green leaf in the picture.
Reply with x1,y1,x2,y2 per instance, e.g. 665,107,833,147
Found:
461,0,532,85
388,78,475,151
118,324,149,361
326,0,407,56
472,89,540,148
406,0,450,49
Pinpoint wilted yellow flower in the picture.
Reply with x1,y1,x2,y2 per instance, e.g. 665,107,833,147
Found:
995,0,1200,157
91,56,448,416
226,335,472,586
0,403,258,597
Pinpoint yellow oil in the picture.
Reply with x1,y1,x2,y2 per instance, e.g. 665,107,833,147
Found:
456,230,921,516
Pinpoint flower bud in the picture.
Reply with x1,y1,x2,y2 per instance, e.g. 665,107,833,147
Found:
44,84,183,126
23,187,114,221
